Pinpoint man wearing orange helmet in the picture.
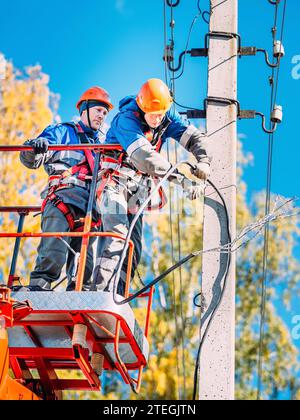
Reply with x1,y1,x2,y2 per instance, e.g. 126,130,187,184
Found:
93,78,211,295
19,86,113,291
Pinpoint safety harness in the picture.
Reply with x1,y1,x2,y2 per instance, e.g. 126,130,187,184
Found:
99,112,171,212
41,122,101,231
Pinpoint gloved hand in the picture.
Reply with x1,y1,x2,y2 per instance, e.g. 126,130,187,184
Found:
191,162,210,181
182,178,204,200
32,137,49,155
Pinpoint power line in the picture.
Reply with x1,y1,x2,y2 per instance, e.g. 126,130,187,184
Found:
272,0,287,107
257,0,287,401
164,0,209,90
170,12,202,82
163,0,189,399
174,143,187,399
166,143,183,400
164,0,181,400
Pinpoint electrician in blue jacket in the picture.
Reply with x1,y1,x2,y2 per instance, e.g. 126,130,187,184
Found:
93,78,211,295
20,87,113,291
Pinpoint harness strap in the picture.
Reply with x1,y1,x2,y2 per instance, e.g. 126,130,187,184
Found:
41,192,102,232
96,171,114,201
42,122,101,230
41,192,75,231
99,136,167,211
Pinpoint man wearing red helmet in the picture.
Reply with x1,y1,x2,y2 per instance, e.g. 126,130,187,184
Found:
19,87,113,291
93,78,211,295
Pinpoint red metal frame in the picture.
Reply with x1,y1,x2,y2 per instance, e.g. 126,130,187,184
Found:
7,298,154,396
0,144,155,398
0,219,154,396
0,226,135,293
0,145,123,152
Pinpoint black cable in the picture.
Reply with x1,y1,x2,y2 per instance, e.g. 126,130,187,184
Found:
173,98,199,110
202,11,210,25
114,177,231,377
163,0,169,86
197,0,210,24
169,12,201,82
167,0,180,6
111,180,231,305
112,163,196,305
193,291,202,308
196,0,201,14
118,249,197,305
164,0,209,90
169,0,176,96
174,143,187,399
105,162,231,398
192,179,232,400
168,50,191,73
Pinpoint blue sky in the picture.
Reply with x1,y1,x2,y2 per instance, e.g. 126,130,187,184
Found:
1,0,300,395
1,0,299,199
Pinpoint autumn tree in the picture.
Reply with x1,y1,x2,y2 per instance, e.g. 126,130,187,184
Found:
235,144,300,400
0,54,58,283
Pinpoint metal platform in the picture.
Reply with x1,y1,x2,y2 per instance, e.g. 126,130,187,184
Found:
9,291,149,368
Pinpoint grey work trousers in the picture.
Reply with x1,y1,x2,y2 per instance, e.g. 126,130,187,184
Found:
92,175,144,296
30,201,96,290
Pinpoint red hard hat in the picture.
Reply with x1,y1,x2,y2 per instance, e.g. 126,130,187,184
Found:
76,86,114,111
136,78,173,114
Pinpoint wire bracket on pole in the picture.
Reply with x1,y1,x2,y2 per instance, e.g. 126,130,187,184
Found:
239,105,283,134
179,97,240,120
179,97,283,136
204,96,241,114
164,31,241,74
166,0,180,7
268,0,281,5
205,31,241,51
239,42,285,68
164,47,208,72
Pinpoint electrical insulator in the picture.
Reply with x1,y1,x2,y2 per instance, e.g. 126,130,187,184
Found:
271,105,283,123
163,44,174,63
273,40,285,58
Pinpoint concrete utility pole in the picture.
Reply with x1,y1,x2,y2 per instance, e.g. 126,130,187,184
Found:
199,0,238,400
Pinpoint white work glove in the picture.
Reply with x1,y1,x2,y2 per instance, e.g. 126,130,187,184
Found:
182,178,204,201
191,162,210,181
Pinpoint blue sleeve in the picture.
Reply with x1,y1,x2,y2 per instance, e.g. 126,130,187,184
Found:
164,108,190,143
37,124,69,145
20,124,73,169
111,113,148,150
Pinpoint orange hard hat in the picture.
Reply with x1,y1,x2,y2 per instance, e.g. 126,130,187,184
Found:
136,78,173,114
76,86,113,111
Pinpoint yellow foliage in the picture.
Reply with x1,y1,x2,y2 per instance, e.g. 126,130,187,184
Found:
0,58,55,283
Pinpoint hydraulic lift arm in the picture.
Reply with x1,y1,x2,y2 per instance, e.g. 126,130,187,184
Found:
0,288,39,400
